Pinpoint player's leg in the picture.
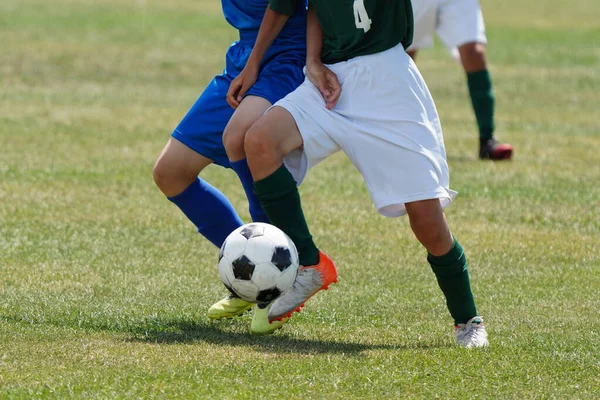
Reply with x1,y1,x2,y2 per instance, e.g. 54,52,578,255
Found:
152,80,244,247
153,76,253,319
336,44,487,347
437,0,513,160
405,200,488,348
154,145,253,319
245,106,319,265
221,48,306,333
344,129,486,346
407,50,418,60
222,96,298,333
222,50,306,226
222,95,273,224
456,42,512,160
245,88,340,321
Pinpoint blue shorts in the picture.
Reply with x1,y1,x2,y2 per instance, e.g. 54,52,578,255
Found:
171,41,305,168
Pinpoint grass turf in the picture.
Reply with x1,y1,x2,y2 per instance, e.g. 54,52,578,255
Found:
1,0,599,398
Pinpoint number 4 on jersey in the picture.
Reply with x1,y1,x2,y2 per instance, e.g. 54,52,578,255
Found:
353,0,372,33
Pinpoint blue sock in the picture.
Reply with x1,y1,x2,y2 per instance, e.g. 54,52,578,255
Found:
230,158,269,223
168,178,243,248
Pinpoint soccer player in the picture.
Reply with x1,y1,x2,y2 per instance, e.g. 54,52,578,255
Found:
233,0,489,347
408,0,513,160
152,0,306,335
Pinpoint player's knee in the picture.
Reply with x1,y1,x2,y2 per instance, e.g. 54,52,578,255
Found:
244,121,279,162
469,43,486,60
222,124,246,160
406,200,448,244
152,157,193,197
152,157,173,192
459,42,487,71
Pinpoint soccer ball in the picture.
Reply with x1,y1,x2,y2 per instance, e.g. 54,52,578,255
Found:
218,223,299,303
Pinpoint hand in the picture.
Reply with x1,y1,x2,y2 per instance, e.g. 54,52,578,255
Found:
306,61,341,110
226,63,259,109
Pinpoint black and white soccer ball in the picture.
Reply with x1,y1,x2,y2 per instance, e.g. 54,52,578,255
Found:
218,223,299,303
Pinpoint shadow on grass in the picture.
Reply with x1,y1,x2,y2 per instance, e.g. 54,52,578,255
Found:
124,318,445,354
1,314,448,355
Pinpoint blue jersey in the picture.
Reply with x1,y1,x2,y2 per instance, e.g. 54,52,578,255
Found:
222,0,307,44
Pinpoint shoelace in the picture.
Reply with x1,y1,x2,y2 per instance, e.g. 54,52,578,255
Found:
287,265,323,295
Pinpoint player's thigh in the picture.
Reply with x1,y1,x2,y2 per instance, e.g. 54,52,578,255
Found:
171,75,235,169
406,0,438,51
154,137,213,178
234,57,305,164
436,0,487,49
223,95,272,160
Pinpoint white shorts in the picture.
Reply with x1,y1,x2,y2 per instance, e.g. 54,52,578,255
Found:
276,44,457,218
408,0,487,51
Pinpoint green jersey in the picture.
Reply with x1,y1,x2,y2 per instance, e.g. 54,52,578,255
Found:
310,0,414,64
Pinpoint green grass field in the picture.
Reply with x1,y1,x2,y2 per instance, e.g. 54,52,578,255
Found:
1,0,599,398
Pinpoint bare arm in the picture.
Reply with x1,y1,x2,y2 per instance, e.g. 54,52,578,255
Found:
247,8,290,70
305,5,341,110
305,5,323,66
226,7,291,108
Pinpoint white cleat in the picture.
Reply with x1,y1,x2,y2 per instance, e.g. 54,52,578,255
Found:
455,316,489,348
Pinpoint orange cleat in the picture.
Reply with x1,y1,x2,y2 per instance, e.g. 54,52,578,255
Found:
267,251,338,322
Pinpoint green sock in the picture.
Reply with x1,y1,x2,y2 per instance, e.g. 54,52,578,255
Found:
428,238,478,324
467,69,495,141
253,165,320,266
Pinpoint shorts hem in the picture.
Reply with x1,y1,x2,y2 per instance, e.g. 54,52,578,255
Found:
272,100,312,186
375,189,458,218
243,90,278,106
171,129,231,169
450,36,488,49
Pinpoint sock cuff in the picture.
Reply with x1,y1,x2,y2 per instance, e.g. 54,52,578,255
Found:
167,178,200,202
466,69,491,90
254,165,297,197
427,237,464,267
230,158,248,171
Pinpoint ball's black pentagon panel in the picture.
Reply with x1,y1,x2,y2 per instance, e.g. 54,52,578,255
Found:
256,287,281,303
232,256,255,280
271,246,292,271
240,223,265,240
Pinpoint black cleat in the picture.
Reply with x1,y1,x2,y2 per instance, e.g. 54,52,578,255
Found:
479,139,513,160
